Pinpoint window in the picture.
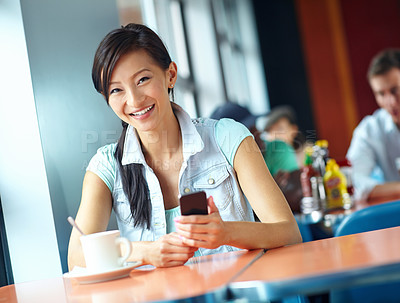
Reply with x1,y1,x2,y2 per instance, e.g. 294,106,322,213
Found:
116,0,268,118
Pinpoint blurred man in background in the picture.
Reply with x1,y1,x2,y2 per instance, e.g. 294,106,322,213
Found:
347,49,400,201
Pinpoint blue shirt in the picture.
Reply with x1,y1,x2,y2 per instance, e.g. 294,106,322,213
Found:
346,109,400,200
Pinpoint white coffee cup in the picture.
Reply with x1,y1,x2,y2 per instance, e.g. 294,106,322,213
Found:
80,230,131,273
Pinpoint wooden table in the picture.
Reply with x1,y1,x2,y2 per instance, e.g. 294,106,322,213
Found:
0,249,262,303
1,227,400,302
230,226,400,301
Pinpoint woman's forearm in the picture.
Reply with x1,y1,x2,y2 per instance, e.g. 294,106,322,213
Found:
127,241,154,265
224,220,302,250
127,234,197,267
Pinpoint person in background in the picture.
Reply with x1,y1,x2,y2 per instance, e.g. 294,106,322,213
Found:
347,49,400,202
67,24,301,270
210,102,303,213
257,105,309,168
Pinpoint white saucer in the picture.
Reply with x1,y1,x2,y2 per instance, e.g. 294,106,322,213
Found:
63,261,142,284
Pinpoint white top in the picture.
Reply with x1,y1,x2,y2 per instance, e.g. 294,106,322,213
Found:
346,108,400,200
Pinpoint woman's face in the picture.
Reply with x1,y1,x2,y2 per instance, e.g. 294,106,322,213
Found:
266,117,298,146
107,50,177,133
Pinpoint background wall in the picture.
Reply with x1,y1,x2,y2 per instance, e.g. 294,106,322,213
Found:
340,0,400,120
0,0,122,281
0,0,62,283
20,0,122,274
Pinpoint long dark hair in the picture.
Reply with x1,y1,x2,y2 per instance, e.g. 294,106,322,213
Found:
91,23,174,229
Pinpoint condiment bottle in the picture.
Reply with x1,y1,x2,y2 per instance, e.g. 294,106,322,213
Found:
323,159,352,211
300,149,315,198
315,139,329,164
300,148,321,213
312,145,327,177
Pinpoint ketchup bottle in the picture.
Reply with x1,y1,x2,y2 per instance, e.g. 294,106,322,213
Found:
300,148,316,198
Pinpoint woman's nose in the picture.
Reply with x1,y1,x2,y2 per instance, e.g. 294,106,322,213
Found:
125,89,143,107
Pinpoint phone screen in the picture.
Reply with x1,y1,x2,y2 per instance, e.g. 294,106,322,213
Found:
180,191,208,215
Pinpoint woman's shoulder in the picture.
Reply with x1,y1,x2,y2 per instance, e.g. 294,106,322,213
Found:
191,116,247,127
87,142,118,170
214,118,252,139
214,118,252,138
215,117,248,130
212,118,253,166
94,143,118,160
86,143,118,192
191,117,251,138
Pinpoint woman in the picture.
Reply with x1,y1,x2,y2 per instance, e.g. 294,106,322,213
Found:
259,105,309,168
67,23,301,270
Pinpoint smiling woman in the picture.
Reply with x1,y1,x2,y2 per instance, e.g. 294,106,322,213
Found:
67,23,301,271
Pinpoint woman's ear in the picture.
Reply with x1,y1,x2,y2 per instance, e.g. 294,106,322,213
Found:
168,62,178,87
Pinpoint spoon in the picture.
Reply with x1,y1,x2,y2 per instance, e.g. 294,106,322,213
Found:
67,216,85,236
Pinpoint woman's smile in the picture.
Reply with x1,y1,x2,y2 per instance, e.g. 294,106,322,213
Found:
129,104,155,119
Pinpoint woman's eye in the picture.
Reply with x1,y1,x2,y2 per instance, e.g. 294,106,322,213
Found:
110,88,121,95
138,77,149,85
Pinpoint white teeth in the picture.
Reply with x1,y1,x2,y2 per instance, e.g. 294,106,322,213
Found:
131,105,154,116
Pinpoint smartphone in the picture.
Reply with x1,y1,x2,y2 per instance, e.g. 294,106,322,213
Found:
180,191,208,215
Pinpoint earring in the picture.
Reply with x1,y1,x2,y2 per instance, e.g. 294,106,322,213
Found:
170,84,174,88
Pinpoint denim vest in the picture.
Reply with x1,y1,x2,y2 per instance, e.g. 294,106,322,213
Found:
113,104,254,256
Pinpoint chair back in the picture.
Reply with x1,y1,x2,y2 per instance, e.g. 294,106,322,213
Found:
331,199,400,303
334,199,400,237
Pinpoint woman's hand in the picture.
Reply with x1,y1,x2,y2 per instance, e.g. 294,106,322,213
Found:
174,196,230,249
145,232,197,267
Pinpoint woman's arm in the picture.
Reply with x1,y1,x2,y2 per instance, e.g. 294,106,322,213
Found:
233,136,301,247
175,136,302,250
68,171,197,270
67,171,113,271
